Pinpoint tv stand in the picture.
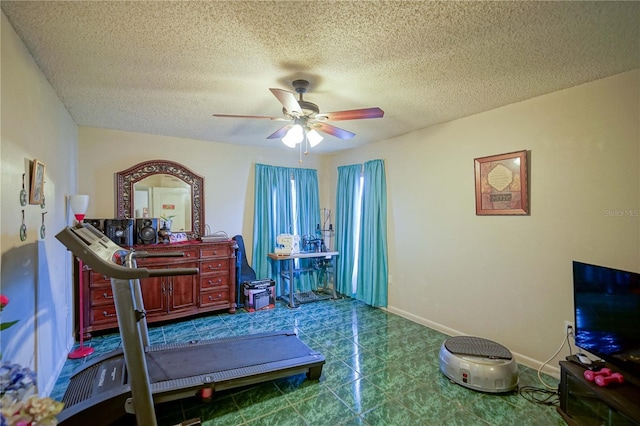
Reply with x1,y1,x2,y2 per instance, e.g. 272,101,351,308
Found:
558,361,640,425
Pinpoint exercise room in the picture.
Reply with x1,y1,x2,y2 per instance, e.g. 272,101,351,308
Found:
1,2,639,425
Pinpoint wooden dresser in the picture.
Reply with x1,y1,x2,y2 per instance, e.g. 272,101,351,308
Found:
77,240,236,338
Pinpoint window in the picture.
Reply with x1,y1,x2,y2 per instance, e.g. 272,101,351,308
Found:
335,160,388,307
252,164,320,293
350,174,364,294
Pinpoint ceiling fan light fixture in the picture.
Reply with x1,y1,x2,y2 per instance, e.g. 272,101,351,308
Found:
307,129,323,147
282,124,303,148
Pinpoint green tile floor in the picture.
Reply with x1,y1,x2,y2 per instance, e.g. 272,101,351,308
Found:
52,298,564,425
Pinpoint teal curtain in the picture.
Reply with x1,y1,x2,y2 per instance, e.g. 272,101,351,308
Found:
252,164,292,284
291,167,321,292
252,164,320,296
356,159,388,307
335,164,362,296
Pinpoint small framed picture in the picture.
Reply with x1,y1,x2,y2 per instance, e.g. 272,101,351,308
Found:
170,232,188,243
29,159,46,205
474,150,529,215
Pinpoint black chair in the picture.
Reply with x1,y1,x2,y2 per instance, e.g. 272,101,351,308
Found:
232,235,257,307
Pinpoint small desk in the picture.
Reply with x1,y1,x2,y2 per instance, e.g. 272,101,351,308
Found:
268,251,339,308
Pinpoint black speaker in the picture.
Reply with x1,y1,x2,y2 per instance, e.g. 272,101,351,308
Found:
83,218,105,233
104,219,134,246
136,218,158,245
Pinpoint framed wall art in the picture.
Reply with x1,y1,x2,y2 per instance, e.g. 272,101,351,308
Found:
29,159,45,205
474,150,529,215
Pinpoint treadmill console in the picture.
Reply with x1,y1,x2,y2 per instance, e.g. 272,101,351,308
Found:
71,223,127,263
56,223,143,280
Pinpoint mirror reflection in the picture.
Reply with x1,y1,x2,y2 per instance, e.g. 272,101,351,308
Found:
115,160,204,238
133,174,192,231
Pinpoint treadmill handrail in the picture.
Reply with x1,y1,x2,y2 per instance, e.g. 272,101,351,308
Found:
55,226,198,280
147,268,198,277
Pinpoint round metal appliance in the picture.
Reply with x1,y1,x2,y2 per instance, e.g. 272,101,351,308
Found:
439,336,519,393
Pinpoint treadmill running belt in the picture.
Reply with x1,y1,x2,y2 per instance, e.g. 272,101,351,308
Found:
145,333,314,382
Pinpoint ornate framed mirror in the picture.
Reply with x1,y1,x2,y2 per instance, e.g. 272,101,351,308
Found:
115,160,204,238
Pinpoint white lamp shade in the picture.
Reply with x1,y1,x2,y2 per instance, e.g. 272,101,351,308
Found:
307,129,324,147
69,195,89,221
282,124,303,148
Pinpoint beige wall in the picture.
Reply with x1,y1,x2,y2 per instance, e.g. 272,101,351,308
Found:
325,70,640,376
1,12,79,395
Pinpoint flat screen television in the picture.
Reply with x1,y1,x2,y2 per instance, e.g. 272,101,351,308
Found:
572,261,640,378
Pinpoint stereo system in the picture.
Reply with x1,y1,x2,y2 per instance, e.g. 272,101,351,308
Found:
84,218,158,246
83,218,105,233
104,219,134,246
136,218,158,245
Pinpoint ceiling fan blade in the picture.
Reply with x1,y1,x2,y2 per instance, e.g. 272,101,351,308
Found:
317,107,384,121
313,122,356,140
267,125,293,139
212,114,288,121
269,88,303,116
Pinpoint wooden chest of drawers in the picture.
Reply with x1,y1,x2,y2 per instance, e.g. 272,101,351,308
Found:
77,240,236,338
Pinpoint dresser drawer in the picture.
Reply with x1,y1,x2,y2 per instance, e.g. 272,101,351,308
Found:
90,271,111,286
199,289,229,307
200,258,229,274
137,248,198,265
90,306,118,325
199,244,231,259
90,287,115,307
200,274,229,290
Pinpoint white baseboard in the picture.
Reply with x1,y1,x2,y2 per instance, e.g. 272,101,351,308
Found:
385,305,560,379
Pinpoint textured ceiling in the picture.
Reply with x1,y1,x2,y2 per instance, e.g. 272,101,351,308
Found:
2,1,639,153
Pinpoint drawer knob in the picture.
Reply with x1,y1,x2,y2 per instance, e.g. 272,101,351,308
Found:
103,311,116,318
102,292,114,300
207,279,222,285
208,264,222,270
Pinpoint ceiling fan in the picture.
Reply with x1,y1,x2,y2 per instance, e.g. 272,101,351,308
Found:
213,80,384,148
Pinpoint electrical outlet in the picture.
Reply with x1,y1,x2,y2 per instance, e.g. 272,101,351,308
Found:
564,320,574,337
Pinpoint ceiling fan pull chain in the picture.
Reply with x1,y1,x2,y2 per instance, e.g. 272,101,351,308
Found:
304,133,309,157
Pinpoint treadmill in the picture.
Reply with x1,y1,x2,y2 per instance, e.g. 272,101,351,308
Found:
55,224,325,426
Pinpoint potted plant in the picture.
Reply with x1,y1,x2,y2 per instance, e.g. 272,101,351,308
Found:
159,215,175,230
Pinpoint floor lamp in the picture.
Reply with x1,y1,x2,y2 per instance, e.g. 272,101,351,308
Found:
68,195,94,359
